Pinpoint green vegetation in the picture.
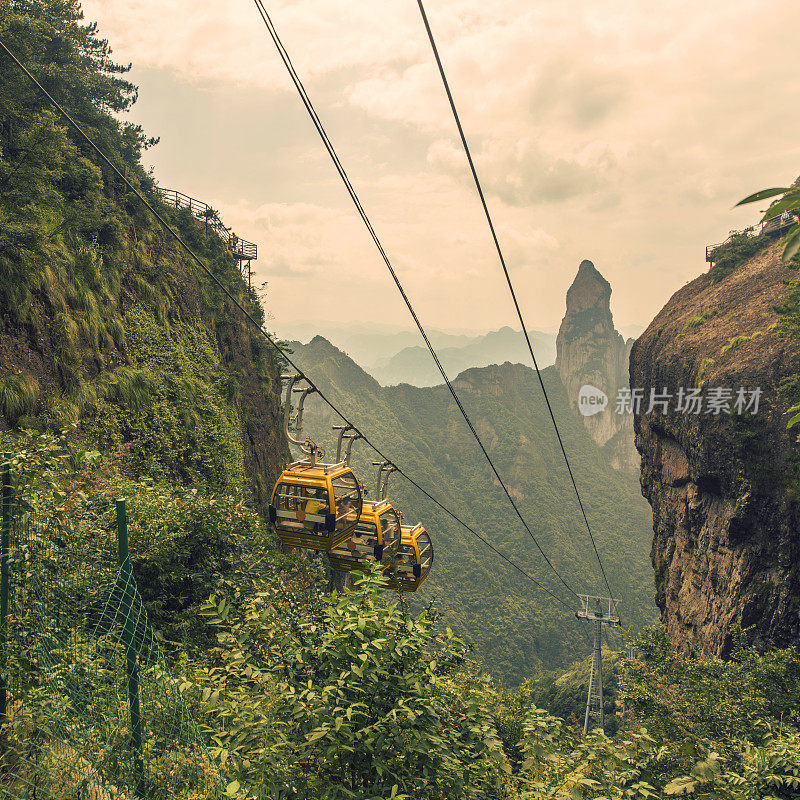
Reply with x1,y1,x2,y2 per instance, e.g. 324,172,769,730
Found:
683,307,718,331
291,338,656,684
760,183,800,442
2,0,651,686
696,357,715,387
774,259,800,343
736,184,800,262
187,562,510,800
0,0,283,495
4,431,800,800
0,372,39,426
779,375,800,437
85,307,246,489
720,330,762,356
707,228,770,282
0,435,225,799
523,650,623,736
4,6,800,797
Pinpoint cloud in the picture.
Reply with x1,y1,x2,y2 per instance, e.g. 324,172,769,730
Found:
427,137,615,205
81,0,423,89
527,60,631,129
220,201,367,280
83,0,800,332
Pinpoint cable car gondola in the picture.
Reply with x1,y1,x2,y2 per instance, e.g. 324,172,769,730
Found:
268,376,363,551
327,462,401,572
387,523,433,592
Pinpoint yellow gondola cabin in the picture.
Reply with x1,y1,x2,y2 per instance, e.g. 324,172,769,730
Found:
269,460,362,551
327,498,401,572
387,523,433,591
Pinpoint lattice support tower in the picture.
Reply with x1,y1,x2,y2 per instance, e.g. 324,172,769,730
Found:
576,595,620,734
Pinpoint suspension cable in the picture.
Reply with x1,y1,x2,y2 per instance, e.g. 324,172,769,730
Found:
250,0,580,602
414,0,615,603
0,37,575,613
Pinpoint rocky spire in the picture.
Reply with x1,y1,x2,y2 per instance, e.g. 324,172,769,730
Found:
556,260,637,472
563,259,613,317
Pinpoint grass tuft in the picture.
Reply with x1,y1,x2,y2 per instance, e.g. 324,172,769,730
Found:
684,307,718,331
105,366,156,413
720,331,763,356
0,372,40,426
696,357,715,388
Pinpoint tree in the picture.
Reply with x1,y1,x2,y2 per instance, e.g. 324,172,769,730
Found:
188,561,511,800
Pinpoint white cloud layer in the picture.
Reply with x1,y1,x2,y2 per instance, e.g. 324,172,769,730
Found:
80,0,800,333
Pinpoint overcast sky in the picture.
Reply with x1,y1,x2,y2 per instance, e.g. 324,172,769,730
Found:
81,0,799,336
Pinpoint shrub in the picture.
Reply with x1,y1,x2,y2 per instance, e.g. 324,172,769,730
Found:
708,229,770,282
187,562,511,800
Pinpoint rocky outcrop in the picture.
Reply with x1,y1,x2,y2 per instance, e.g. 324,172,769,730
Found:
556,260,638,471
630,241,800,656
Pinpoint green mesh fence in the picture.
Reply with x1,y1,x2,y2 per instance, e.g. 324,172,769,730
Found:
0,470,221,799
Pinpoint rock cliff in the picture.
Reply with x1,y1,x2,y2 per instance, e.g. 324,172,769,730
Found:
556,260,638,471
630,241,800,656
0,2,287,507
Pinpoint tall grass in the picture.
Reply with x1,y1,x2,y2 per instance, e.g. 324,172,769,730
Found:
105,366,156,413
0,373,40,425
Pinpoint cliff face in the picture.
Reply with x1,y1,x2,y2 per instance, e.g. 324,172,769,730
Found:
0,224,287,510
0,1,288,507
556,260,638,471
630,242,800,656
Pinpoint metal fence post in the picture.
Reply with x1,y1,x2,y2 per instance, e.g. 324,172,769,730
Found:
117,498,145,796
0,453,11,722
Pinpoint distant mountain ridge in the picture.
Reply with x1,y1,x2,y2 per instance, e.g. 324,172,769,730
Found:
369,325,556,386
289,335,656,684
275,321,478,370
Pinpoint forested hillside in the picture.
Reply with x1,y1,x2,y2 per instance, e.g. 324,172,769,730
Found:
0,0,286,504
289,336,656,683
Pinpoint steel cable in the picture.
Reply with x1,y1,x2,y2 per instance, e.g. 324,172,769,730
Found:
414,0,616,603
0,36,575,613
250,0,580,601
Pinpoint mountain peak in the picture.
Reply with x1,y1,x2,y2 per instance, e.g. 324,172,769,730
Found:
555,259,637,471
565,259,612,314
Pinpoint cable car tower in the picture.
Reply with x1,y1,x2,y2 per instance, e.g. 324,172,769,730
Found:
576,595,620,734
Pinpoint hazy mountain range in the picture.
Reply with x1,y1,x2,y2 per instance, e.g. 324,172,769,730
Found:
369,326,556,386
277,320,644,388
289,336,656,684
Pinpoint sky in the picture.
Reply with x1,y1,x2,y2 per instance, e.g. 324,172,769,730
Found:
81,0,800,337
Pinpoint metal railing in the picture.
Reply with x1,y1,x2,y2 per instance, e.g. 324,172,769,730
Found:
706,213,798,263
155,187,257,262
761,212,797,238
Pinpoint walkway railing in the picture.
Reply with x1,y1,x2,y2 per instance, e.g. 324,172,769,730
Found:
706,213,797,263
155,187,257,263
